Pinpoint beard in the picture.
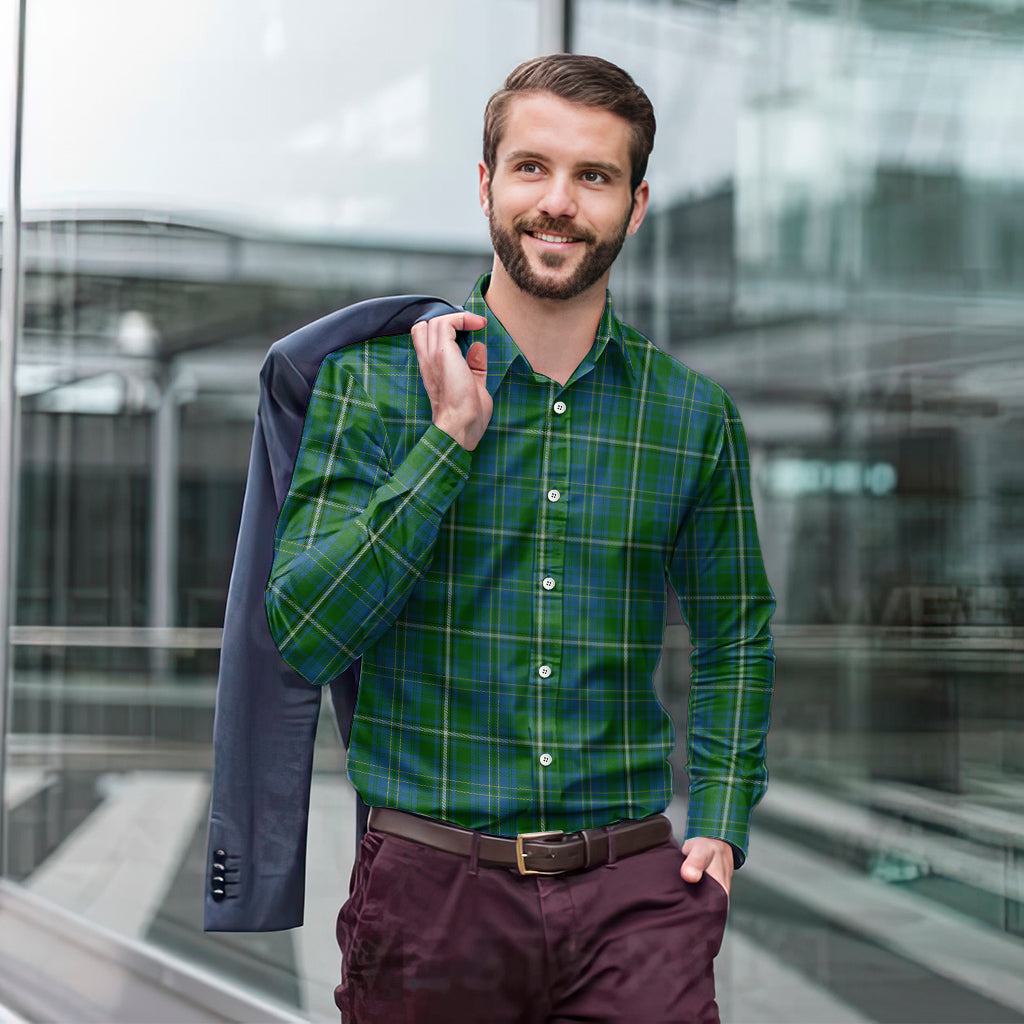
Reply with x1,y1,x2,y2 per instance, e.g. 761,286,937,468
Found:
488,188,631,301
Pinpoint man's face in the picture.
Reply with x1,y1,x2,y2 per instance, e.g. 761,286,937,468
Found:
480,92,649,301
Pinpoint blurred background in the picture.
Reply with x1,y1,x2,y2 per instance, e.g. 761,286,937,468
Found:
0,0,1023,1021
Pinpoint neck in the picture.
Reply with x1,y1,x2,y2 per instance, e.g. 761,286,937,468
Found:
483,259,608,386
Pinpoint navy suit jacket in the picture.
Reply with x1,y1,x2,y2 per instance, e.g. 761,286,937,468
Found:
204,295,460,932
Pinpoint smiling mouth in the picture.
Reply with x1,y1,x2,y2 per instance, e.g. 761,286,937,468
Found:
527,231,581,244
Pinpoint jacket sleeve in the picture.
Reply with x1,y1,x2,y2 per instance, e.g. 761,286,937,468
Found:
668,387,775,865
265,355,470,685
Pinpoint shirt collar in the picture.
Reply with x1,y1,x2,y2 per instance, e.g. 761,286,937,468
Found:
461,274,635,394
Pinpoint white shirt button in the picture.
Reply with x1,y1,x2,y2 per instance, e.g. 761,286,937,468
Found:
547,489,560,503
553,401,566,415
542,576,556,591
538,664,552,679
539,753,553,767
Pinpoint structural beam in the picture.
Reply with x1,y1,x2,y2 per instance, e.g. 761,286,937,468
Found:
537,0,572,53
0,0,28,879
148,364,179,676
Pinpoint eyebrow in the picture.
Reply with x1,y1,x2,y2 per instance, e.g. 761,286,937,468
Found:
502,150,626,181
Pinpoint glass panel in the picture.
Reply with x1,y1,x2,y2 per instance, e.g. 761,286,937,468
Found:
11,1,538,1018
0,0,20,902
576,1,1024,1020
0,1,12,216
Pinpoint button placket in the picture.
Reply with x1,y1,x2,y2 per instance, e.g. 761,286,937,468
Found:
534,385,570,813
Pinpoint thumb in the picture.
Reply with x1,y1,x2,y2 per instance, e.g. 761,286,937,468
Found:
680,843,710,883
466,340,487,376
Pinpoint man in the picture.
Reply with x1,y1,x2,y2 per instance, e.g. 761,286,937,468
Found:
266,54,774,1023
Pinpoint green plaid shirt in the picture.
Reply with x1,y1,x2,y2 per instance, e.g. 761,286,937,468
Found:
266,275,774,858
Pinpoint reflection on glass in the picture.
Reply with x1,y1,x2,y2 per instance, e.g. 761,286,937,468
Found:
8,1,536,1019
0,0,13,216
580,0,1024,1021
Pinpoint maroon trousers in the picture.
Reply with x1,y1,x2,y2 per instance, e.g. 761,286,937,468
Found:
335,826,728,1023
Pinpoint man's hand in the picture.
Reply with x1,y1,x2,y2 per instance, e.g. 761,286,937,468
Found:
411,311,490,451
680,836,734,897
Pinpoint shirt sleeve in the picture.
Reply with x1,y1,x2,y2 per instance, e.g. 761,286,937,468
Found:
265,356,471,686
667,387,775,866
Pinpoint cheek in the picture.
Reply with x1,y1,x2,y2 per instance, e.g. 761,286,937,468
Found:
492,180,544,212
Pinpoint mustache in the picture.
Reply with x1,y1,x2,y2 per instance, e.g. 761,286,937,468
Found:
513,216,595,245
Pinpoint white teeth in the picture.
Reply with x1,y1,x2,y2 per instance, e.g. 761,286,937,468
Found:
533,232,575,243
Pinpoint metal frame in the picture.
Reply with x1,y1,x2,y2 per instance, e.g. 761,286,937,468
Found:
538,0,573,52
0,0,27,880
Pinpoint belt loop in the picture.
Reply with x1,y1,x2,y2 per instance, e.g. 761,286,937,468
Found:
606,826,618,869
581,829,593,870
468,830,480,877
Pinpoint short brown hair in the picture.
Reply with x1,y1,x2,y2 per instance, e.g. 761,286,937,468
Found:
483,54,656,193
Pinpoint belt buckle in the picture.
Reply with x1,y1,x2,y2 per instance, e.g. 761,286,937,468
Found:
515,830,565,875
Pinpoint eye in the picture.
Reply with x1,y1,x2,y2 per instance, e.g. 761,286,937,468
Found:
582,170,608,184
517,162,542,175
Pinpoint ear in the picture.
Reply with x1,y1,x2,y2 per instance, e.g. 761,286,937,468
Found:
478,161,492,216
625,180,650,237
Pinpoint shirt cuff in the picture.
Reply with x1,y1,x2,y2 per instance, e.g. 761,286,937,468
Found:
685,781,756,868
389,423,472,518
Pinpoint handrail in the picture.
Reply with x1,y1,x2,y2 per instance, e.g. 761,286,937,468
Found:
9,625,223,649
0,880,309,1023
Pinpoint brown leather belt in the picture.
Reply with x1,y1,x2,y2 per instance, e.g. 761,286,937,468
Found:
368,807,673,876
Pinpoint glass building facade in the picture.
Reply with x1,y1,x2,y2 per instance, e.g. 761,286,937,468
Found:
1,1,1023,1020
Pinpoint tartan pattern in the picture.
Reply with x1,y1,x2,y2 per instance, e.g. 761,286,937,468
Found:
266,275,775,857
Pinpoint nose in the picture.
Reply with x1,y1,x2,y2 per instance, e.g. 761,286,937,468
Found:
536,174,577,220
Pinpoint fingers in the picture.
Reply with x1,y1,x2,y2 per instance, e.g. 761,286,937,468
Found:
411,311,486,345
410,310,493,452
411,312,487,374
458,312,488,331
